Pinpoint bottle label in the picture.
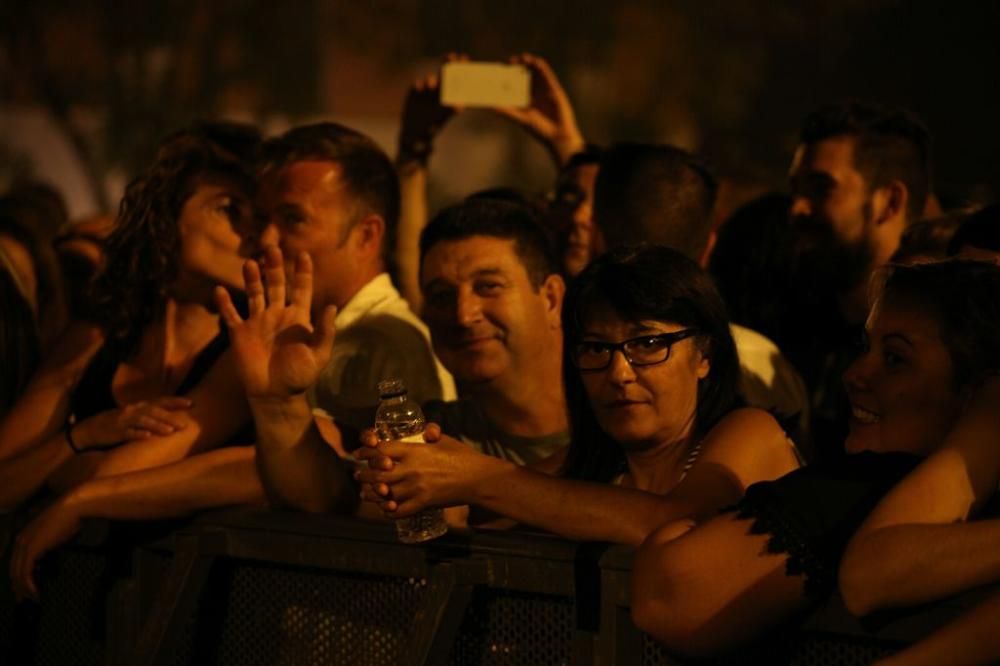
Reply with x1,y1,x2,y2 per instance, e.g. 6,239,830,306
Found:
398,432,425,443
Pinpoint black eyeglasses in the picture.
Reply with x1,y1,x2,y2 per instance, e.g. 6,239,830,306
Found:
571,329,700,371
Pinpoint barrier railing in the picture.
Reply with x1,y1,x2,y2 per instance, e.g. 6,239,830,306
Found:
1,509,988,665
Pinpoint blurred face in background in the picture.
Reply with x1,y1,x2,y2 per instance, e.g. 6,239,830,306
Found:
788,135,876,295
549,162,601,278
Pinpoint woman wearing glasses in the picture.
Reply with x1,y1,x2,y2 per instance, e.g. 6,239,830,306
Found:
357,245,801,545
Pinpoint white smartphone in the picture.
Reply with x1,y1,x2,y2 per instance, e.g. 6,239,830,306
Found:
440,62,531,108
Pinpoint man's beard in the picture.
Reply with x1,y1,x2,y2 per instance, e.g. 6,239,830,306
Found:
792,211,876,297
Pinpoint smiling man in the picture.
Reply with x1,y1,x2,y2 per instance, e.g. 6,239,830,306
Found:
417,197,569,465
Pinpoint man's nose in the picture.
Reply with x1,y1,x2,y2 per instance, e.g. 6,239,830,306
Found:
789,196,812,220
455,290,483,327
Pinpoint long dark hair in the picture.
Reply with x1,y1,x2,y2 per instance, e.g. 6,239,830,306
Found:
92,122,259,355
560,244,740,482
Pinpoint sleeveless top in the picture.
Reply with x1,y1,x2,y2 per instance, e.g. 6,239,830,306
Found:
69,331,228,423
68,296,254,445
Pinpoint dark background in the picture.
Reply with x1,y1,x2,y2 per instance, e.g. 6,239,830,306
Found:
2,0,998,217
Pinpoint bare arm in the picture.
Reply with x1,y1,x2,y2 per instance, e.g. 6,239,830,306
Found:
874,590,1000,666
46,350,250,492
631,512,808,657
9,446,265,601
839,377,1000,616
494,53,586,167
0,395,193,509
0,321,103,459
394,67,457,313
359,409,799,545
250,395,356,513
396,164,429,313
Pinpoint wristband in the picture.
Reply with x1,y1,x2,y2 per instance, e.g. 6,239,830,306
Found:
65,421,82,454
396,136,433,167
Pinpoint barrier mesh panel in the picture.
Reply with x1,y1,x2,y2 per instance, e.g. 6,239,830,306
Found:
180,560,425,666
787,634,897,666
31,548,109,666
446,588,575,666
641,630,898,666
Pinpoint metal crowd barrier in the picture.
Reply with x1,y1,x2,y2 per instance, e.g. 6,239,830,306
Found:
0,509,988,665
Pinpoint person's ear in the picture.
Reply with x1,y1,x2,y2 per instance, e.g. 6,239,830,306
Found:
541,273,566,329
351,214,385,258
873,181,908,226
695,342,711,380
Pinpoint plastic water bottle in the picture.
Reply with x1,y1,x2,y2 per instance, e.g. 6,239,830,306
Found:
374,378,448,544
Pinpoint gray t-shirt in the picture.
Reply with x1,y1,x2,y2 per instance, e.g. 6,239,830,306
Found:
423,398,569,467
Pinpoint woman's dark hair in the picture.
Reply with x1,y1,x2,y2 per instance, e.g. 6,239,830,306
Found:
560,244,740,482
0,266,40,418
92,122,260,354
873,260,1000,389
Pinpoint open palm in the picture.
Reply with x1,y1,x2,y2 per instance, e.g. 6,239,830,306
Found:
215,246,337,400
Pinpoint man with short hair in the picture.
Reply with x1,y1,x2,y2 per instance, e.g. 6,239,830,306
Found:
221,195,568,514
594,142,717,264
786,102,932,460
255,123,455,421
418,198,568,466
215,122,456,512
592,142,810,443
789,101,931,324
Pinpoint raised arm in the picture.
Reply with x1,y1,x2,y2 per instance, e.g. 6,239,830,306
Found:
216,246,356,514
493,53,586,168
358,408,798,545
10,446,264,601
839,376,1000,616
395,62,459,312
874,590,1000,666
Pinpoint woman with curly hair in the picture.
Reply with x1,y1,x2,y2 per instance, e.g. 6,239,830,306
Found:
0,122,259,509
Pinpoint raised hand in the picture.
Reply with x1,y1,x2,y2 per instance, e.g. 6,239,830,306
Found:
493,53,585,166
214,246,337,401
397,54,467,165
71,396,193,449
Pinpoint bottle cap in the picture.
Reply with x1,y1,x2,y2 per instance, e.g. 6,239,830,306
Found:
377,378,407,399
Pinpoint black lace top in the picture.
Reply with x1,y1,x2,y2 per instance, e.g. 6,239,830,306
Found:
729,451,923,602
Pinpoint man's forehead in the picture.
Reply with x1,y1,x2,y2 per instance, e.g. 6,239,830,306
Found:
264,160,345,198
422,235,523,281
789,135,858,179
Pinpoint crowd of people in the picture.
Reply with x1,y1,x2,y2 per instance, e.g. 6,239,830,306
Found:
2,53,1000,664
